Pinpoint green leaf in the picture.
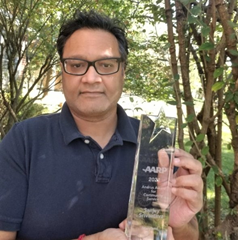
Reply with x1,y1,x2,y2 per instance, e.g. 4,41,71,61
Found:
167,100,177,105
186,114,195,123
163,42,171,50
225,91,234,102
201,146,209,155
215,176,223,187
134,107,143,112
234,94,238,105
227,142,232,150
190,5,201,16
181,123,187,128
212,82,224,92
196,133,205,142
188,15,197,24
228,49,238,56
129,97,134,102
185,140,193,147
230,33,237,40
198,42,215,51
198,157,206,167
205,55,211,62
228,21,238,28
213,68,224,78
183,101,194,106
179,0,194,4
201,26,210,37
174,74,180,81
212,165,219,175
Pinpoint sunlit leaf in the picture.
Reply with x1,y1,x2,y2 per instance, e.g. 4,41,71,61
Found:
212,82,224,92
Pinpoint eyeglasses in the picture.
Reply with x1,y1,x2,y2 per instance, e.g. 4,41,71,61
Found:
61,57,123,76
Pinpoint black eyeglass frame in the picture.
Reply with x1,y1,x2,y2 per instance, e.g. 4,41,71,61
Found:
61,57,124,76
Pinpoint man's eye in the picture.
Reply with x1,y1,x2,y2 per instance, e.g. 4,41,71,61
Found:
103,63,112,68
71,63,83,68
100,62,114,68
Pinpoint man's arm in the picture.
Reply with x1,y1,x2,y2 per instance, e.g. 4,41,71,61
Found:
0,230,17,240
172,216,199,240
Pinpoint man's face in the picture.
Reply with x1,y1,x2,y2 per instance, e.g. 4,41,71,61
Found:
61,28,125,120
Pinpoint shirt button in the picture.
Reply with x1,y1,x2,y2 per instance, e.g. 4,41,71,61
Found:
84,139,90,144
100,153,104,159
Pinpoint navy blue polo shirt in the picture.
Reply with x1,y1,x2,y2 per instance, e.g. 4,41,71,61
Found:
0,103,139,240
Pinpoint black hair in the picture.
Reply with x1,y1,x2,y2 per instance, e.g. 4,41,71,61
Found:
57,10,128,62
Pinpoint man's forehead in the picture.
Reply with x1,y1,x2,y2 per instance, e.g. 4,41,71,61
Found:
63,28,120,59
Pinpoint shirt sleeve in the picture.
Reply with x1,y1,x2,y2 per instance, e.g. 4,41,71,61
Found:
0,123,28,231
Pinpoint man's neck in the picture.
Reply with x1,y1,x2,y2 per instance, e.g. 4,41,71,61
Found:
71,109,118,149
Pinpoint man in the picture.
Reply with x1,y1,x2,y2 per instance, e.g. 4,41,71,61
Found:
0,10,203,240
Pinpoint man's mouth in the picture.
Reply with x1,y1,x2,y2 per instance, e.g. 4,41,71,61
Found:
80,91,104,97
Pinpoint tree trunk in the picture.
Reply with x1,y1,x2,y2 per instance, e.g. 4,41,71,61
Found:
200,171,209,239
164,0,184,149
216,0,238,213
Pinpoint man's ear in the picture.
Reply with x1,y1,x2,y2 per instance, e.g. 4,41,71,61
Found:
60,61,63,71
122,69,126,78
122,65,126,78
122,69,126,87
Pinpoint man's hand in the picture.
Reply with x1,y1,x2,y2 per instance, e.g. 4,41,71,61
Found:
80,228,127,240
169,149,203,230
97,228,127,240
119,220,175,240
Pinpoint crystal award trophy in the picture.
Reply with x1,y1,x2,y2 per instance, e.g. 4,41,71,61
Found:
126,109,177,240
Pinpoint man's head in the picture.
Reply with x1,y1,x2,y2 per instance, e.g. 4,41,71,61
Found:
57,10,128,121
57,10,128,63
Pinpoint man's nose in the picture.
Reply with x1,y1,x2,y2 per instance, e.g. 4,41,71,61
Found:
81,65,102,83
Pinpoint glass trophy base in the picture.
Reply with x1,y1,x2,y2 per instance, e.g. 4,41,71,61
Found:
126,207,169,240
